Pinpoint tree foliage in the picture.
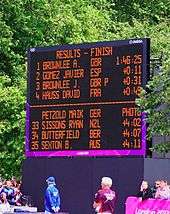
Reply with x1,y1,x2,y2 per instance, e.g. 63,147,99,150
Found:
137,61,170,154
0,0,170,177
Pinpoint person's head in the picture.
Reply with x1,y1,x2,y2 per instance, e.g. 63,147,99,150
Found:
0,192,7,203
155,180,161,189
101,177,112,189
141,180,149,190
46,176,56,186
160,180,168,188
11,177,17,187
17,181,21,189
6,180,12,187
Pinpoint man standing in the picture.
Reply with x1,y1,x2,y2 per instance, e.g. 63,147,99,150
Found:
44,176,60,214
93,177,116,214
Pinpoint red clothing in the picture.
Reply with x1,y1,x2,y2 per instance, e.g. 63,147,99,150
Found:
94,188,116,213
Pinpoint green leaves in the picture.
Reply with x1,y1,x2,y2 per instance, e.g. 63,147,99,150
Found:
0,76,26,178
150,142,170,156
137,62,170,153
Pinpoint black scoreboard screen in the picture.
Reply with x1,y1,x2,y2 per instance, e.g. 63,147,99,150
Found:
26,38,150,157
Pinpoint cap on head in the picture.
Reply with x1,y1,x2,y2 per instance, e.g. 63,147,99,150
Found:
46,176,56,184
101,177,112,187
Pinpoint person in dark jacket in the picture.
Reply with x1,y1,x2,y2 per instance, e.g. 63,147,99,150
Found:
137,180,153,201
151,179,161,197
44,176,60,214
0,180,15,205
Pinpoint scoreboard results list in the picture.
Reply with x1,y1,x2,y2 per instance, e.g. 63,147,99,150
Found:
26,38,150,157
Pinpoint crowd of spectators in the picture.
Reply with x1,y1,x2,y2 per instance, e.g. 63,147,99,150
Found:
0,177,26,212
137,179,170,201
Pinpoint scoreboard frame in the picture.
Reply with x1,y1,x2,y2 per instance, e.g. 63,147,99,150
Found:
25,38,150,157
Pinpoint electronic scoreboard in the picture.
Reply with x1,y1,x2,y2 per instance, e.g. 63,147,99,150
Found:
26,38,150,157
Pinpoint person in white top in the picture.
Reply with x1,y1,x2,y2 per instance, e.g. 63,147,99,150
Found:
155,180,170,200
0,192,11,213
